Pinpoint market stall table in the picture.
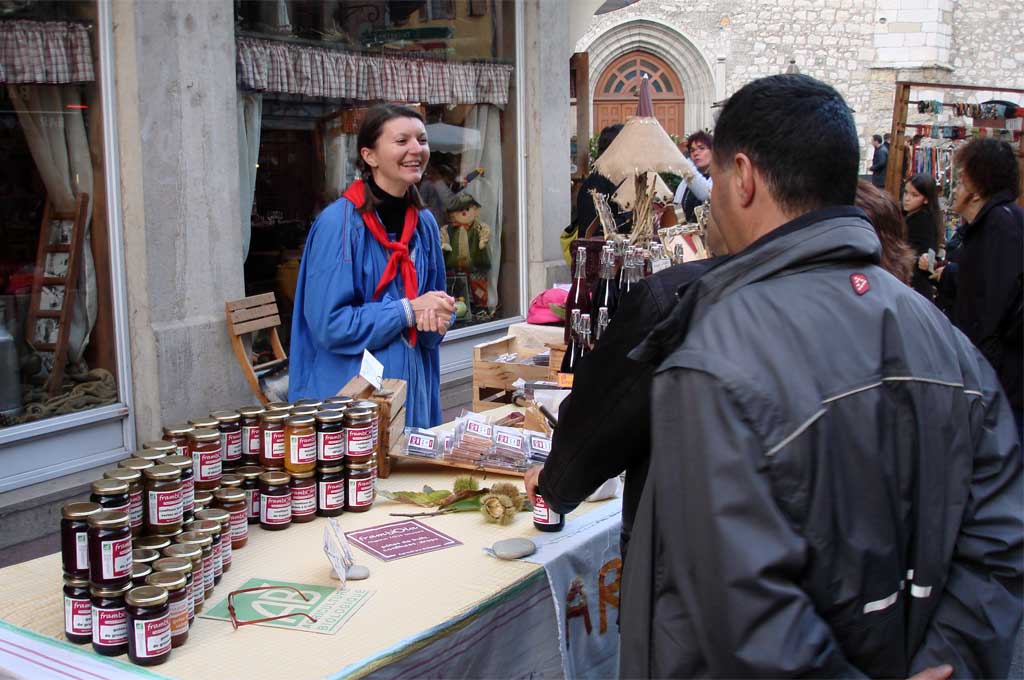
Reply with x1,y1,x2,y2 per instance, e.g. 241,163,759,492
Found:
0,464,622,679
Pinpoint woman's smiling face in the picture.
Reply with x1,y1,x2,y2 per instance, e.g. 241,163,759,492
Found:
361,116,430,196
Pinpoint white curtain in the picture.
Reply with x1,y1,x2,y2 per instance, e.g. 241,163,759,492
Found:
238,93,262,259
459,104,503,311
322,120,356,204
8,84,95,364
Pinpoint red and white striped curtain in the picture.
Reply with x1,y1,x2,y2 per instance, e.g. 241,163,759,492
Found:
0,20,94,84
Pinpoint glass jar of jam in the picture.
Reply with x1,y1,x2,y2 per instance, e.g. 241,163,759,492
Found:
141,439,176,458
285,416,316,474
193,490,213,514
191,519,225,581
353,400,381,454
162,424,194,457
260,412,288,468
220,473,242,489
61,501,101,578
195,508,233,571
213,488,248,549
259,470,292,531
211,410,243,469
133,562,153,587
160,547,201,618
133,548,159,569
91,479,130,515
188,415,218,431
134,534,170,552
104,469,144,536
316,410,346,464
289,406,318,418
174,531,213,602
87,510,133,586
119,457,154,473
345,462,377,512
289,471,317,523
188,428,222,491
91,581,132,656
145,572,188,648
63,574,92,644
293,398,323,410
265,401,292,413
317,466,345,517
126,586,171,666
235,465,263,525
161,454,195,523
324,395,354,409
344,407,375,463
143,464,183,535
532,485,565,532
132,449,166,466
238,406,266,465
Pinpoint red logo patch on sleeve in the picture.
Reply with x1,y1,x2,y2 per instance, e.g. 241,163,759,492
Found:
850,273,870,295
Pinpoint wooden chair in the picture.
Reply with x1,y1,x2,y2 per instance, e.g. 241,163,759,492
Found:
225,293,288,404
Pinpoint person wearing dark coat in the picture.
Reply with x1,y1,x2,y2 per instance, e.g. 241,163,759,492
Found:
870,133,889,187
902,173,943,299
620,75,1022,680
574,124,623,236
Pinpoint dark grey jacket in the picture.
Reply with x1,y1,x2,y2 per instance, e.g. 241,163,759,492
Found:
620,208,1023,678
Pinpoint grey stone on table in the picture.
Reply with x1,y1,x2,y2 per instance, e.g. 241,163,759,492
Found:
347,564,371,580
492,537,536,560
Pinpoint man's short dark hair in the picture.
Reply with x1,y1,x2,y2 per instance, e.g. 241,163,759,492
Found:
597,124,624,157
686,130,713,151
883,133,891,143
956,138,1021,200
713,74,859,213
872,134,883,144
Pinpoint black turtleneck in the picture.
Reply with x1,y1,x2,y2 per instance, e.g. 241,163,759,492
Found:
367,176,411,240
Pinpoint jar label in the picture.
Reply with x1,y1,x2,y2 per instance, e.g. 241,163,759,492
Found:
186,579,195,619
213,541,223,577
495,430,524,450
129,491,144,529
318,431,345,461
64,596,91,635
106,500,131,515
246,488,260,520
202,554,214,592
147,487,183,526
532,495,561,525
175,444,189,458
222,430,243,461
319,480,345,510
101,536,133,580
75,531,89,570
133,615,171,658
291,485,316,516
348,477,374,507
243,424,261,456
193,563,206,606
290,433,316,465
92,606,127,645
264,430,285,460
347,425,373,454
230,508,248,541
181,477,195,513
261,493,292,525
221,534,233,568
193,448,222,483
169,595,189,637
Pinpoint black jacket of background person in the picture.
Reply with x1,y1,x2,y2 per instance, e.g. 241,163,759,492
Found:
938,189,1023,417
537,257,719,559
574,172,620,235
905,210,938,298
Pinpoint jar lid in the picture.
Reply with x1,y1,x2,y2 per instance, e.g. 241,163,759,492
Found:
265,401,292,412
174,531,212,548
132,548,159,565
259,470,291,485
191,519,222,536
90,581,133,598
136,448,169,462
220,474,242,488
90,479,128,495
104,468,141,484
194,490,213,506
162,454,193,471
315,410,345,423
143,464,181,482
195,508,230,524
146,571,186,591
353,400,379,412
346,461,378,471
286,415,315,427
188,428,219,442
289,470,315,480
238,405,266,417
293,398,324,408
87,509,130,528
344,407,373,420
162,544,201,561
134,535,171,552
324,396,354,405
188,417,218,430
141,440,177,453
234,465,264,480
152,556,192,574
126,585,168,607
132,563,152,579
289,407,318,417
163,423,194,436
62,501,102,520
260,411,289,423
211,411,240,423
319,465,343,474
213,488,245,503
63,574,89,588
118,457,154,471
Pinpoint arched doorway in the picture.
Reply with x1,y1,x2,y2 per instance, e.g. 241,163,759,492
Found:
593,51,685,142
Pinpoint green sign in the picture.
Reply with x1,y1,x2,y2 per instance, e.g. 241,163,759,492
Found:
201,578,372,636
363,27,453,44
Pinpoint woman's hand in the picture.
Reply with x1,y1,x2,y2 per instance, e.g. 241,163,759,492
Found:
917,254,930,271
931,266,944,282
411,292,454,333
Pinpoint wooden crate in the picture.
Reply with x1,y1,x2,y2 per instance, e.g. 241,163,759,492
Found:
339,376,407,478
473,336,552,412
547,342,567,382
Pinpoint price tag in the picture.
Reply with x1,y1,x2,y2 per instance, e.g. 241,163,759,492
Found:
360,349,384,390
323,517,355,584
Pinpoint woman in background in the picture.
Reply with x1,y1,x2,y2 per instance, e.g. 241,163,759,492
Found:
903,173,943,299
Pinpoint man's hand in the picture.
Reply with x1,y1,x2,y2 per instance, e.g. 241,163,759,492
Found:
524,464,542,506
930,265,944,282
909,665,953,680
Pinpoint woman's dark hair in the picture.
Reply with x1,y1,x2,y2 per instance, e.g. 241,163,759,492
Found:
597,124,623,157
855,180,915,284
905,173,945,247
686,130,713,151
713,74,859,214
355,103,425,211
955,137,1021,200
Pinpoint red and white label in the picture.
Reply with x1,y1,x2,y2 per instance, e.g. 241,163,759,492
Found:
347,425,373,454
318,431,345,462
212,541,223,577
230,509,248,542
132,615,171,658
221,430,242,462
289,433,316,465
466,420,493,438
850,273,870,296
105,500,131,516
261,493,292,525
192,563,206,607
263,430,285,461
407,432,435,452
495,431,524,449
100,536,133,580
529,436,551,454
181,477,195,513
185,579,195,620
348,478,374,507
532,495,561,526
221,532,232,568
168,595,189,637
193,448,222,483
291,485,316,517
318,480,345,510
129,491,144,529
147,488,183,526
243,425,261,456
64,596,91,635
246,488,260,521
202,554,214,593
174,444,188,458
74,531,89,570
92,606,127,646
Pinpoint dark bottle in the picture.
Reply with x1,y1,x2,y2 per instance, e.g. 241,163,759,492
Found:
560,308,582,374
591,246,618,322
533,485,564,532
578,314,592,359
564,247,591,343
617,249,640,301
595,307,610,344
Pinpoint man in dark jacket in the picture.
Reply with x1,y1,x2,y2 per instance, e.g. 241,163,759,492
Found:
870,133,888,187
620,74,1022,679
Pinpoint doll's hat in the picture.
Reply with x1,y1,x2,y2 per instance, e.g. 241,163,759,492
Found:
447,192,481,212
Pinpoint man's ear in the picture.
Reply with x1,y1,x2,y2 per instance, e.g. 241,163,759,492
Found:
734,153,757,209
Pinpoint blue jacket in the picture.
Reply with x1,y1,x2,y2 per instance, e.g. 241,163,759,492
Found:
288,197,449,427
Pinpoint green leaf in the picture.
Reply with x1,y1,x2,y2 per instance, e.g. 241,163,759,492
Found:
379,489,452,507
548,303,566,321
422,485,436,494
445,497,484,512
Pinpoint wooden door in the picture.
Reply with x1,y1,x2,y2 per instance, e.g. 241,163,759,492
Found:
593,51,686,142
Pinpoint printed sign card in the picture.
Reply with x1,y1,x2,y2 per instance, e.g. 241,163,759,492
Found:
346,519,461,562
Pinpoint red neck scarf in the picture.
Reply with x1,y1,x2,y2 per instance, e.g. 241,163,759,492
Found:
343,179,420,344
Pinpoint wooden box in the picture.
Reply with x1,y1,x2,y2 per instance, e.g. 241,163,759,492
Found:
339,377,407,478
473,336,552,412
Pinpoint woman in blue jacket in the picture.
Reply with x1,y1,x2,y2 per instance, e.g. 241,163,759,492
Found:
289,103,455,427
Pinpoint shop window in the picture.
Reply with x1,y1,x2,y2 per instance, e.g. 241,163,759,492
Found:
235,0,520,336
0,2,121,430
